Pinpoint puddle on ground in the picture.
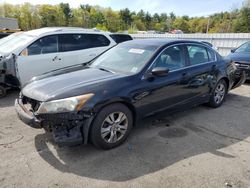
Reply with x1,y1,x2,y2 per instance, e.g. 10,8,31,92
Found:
158,127,187,138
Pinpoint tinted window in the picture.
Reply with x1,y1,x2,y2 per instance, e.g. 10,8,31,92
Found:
59,34,110,52
153,45,185,71
187,45,209,65
85,34,110,48
27,35,58,55
59,34,86,52
110,34,133,43
207,49,216,61
235,42,250,53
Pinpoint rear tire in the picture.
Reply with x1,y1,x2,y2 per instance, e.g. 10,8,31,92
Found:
90,103,133,150
208,79,227,108
0,85,6,98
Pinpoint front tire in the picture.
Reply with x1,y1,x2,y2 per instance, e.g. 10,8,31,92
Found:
208,79,227,108
90,103,133,149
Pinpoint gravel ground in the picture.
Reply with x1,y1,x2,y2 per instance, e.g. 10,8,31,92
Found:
0,84,250,188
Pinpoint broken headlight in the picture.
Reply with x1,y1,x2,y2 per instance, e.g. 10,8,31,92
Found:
36,93,94,114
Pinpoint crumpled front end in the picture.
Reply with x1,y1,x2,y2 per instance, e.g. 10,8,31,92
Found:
15,94,94,146
0,53,19,87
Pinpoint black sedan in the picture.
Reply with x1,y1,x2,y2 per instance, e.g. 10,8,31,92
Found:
15,39,245,149
227,41,250,80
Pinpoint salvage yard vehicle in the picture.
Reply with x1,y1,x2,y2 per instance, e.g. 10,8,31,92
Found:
15,39,246,149
227,41,250,80
0,27,133,98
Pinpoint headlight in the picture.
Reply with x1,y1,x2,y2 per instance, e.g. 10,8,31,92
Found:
234,63,240,67
36,93,94,114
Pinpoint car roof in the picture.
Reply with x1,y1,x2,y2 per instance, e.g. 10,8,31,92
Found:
25,27,111,37
121,39,206,47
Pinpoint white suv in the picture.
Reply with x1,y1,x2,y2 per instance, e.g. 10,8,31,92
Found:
0,27,132,88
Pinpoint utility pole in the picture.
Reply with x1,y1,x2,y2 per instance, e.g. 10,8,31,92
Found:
206,18,210,33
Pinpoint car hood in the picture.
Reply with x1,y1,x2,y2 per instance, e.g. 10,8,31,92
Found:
22,67,124,102
227,53,250,63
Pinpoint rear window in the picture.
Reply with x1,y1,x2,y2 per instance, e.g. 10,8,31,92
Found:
110,34,133,44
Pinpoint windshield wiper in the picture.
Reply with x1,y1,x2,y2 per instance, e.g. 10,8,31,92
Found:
98,67,115,73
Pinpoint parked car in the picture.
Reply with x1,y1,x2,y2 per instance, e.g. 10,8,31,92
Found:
170,30,184,34
15,39,246,149
0,27,132,97
226,41,250,80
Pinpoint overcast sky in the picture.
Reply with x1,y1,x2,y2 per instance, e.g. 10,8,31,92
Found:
2,0,246,16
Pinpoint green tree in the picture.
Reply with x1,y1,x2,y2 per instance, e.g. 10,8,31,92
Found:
1,2,250,33
173,18,190,32
233,7,250,32
120,8,132,29
145,12,152,30
59,3,72,25
89,8,105,28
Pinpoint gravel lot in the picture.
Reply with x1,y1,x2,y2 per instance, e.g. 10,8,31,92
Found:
0,84,250,188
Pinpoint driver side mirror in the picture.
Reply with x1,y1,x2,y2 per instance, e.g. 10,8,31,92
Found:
151,67,169,77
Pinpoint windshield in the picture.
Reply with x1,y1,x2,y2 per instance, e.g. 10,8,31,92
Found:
235,42,250,53
90,44,158,74
0,32,35,54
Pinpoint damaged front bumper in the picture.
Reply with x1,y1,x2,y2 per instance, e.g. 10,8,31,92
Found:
235,63,250,80
15,98,94,146
15,98,42,128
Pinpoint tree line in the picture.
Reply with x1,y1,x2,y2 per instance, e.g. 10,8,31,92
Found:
0,0,249,33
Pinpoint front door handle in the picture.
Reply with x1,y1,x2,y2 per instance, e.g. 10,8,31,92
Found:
52,56,61,61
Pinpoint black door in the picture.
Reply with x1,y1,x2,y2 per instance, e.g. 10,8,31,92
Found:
183,44,218,101
133,44,198,117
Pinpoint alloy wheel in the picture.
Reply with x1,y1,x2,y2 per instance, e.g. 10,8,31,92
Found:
101,112,128,143
214,83,226,104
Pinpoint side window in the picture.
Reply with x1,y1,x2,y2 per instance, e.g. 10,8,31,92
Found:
59,34,110,52
85,34,110,48
110,34,133,43
27,35,58,55
154,45,185,71
207,49,216,61
187,45,209,65
59,34,87,52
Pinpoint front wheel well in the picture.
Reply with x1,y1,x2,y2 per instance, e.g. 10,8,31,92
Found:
94,101,137,124
220,77,229,93
86,101,137,143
